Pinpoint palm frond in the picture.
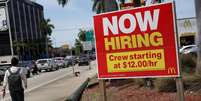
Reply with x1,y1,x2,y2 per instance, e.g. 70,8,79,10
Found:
57,0,69,7
92,0,99,12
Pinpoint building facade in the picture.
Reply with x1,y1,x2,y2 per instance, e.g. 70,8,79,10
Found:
177,17,198,46
0,0,46,60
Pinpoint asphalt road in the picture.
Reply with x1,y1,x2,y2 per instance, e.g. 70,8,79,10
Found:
0,61,96,101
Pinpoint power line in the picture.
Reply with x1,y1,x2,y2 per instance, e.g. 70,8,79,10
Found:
53,27,93,32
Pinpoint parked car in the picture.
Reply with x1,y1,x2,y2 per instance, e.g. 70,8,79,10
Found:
78,54,90,66
65,56,76,66
31,61,39,75
54,57,65,68
0,63,11,82
36,58,57,72
64,58,71,67
89,53,96,60
180,45,198,56
180,45,197,54
18,61,32,78
183,45,198,56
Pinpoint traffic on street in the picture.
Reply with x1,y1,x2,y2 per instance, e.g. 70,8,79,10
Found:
0,60,96,101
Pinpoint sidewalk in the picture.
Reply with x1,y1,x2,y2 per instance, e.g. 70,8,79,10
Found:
24,64,97,101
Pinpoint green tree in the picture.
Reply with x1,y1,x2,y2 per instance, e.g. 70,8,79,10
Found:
74,39,83,55
78,29,87,42
13,41,27,60
40,18,55,58
119,0,125,4
41,18,55,36
92,0,119,14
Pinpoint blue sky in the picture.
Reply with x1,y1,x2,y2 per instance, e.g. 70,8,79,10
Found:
36,0,195,47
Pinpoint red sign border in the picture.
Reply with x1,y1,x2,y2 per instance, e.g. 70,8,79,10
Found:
93,1,181,79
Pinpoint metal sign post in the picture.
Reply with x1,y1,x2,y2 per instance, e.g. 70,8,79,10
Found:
172,1,185,101
99,80,107,101
176,77,185,101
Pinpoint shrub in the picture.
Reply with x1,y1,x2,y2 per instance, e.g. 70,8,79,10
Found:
132,78,146,87
154,78,176,92
183,74,201,90
180,54,197,73
132,78,155,87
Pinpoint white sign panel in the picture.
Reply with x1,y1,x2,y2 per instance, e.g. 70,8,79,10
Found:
83,41,92,51
0,7,7,31
177,18,197,35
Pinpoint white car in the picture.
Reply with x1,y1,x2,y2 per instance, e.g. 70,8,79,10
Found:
54,57,65,68
36,59,57,72
179,45,197,54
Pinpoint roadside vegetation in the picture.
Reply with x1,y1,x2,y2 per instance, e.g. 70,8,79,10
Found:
80,54,201,101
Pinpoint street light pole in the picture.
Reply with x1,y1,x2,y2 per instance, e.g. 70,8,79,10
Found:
6,0,14,56
1,0,14,56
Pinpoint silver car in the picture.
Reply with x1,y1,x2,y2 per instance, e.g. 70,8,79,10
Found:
54,57,65,68
36,59,57,72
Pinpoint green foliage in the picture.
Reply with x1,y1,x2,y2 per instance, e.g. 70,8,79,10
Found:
78,29,87,42
119,0,125,4
57,0,69,7
154,78,176,92
74,39,83,55
180,54,197,73
183,73,201,90
92,0,119,14
40,18,55,36
134,79,146,87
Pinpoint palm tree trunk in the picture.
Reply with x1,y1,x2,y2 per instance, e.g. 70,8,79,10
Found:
195,0,201,76
46,36,49,58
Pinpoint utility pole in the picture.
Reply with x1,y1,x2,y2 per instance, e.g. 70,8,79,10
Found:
1,0,13,56
194,0,201,76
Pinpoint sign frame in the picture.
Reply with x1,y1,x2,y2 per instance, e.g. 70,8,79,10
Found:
94,1,181,79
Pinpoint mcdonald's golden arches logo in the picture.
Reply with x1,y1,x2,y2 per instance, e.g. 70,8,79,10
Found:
167,67,176,74
184,20,192,29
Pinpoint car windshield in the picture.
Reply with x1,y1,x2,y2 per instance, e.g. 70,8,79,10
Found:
37,60,48,63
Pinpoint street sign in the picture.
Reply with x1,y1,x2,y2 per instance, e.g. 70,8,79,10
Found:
0,7,7,31
86,30,94,41
93,2,180,79
83,41,92,51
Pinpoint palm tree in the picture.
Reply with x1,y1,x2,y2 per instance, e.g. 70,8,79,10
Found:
57,0,69,7
40,18,55,58
41,18,55,36
78,29,87,42
74,39,83,55
119,0,125,4
92,0,119,14
13,41,29,60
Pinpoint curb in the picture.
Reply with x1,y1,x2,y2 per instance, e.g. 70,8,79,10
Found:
66,78,90,101
25,72,73,93
3,69,73,101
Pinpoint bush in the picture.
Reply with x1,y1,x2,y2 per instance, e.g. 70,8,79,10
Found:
154,78,176,92
183,74,201,90
132,78,146,87
180,54,197,73
132,78,155,87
